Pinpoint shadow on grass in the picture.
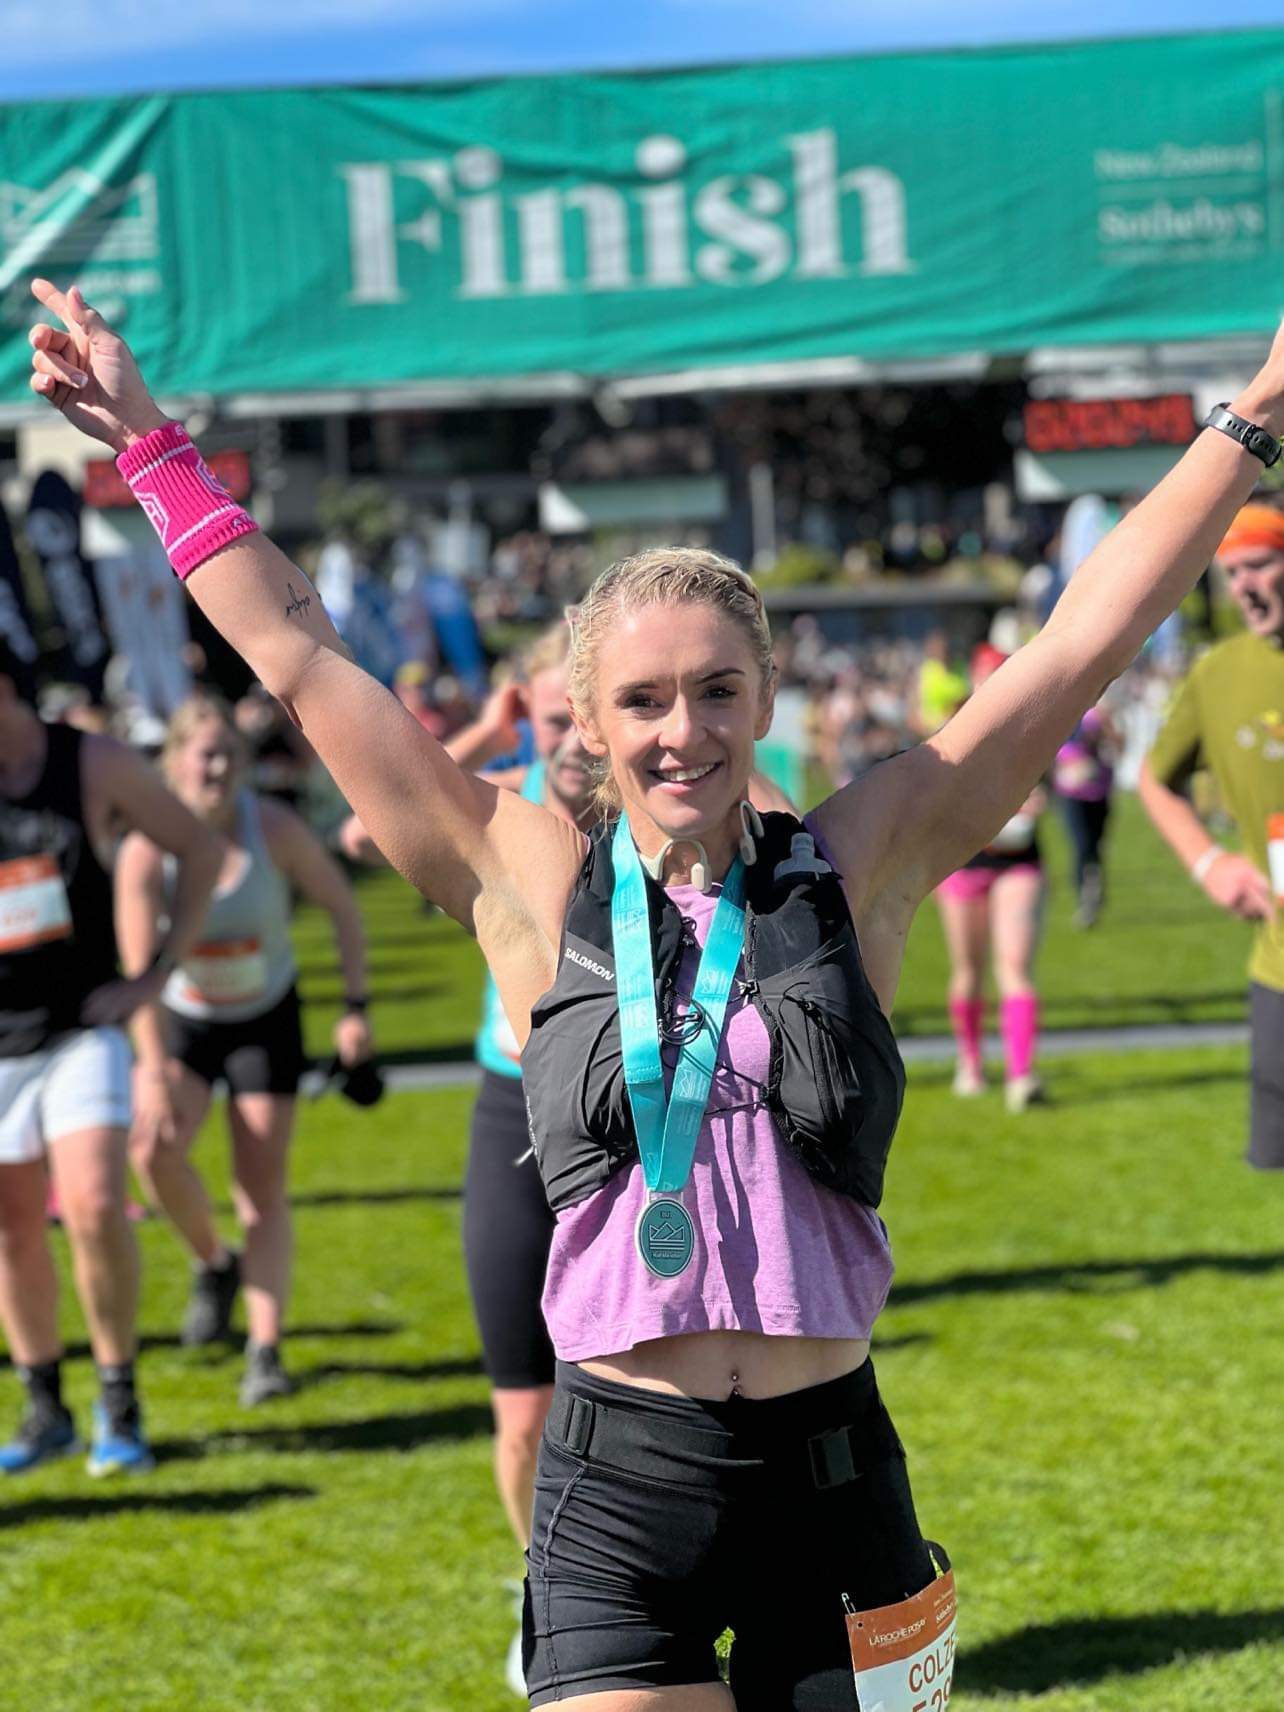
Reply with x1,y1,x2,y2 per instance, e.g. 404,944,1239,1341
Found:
158,1401,492,1461
286,1184,461,1209
962,1608,1284,1695
299,1042,476,1069
870,1333,933,1353
45,1321,405,1367
1046,1065,1247,1105
892,1250,1284,1308
295,1353,484,1389
909,1063,1246,1101
0,1481,315,1530
893,987,1247,1036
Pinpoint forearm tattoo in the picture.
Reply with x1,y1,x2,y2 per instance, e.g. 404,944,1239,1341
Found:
284,581,313,621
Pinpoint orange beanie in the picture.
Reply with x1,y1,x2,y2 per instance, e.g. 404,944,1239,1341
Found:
1218,504,1284,558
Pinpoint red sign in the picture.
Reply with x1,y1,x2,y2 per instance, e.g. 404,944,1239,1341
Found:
1023,394,1197,456
83,449,252,509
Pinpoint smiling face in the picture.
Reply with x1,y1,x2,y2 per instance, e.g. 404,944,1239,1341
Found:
1222,544,1284,640
578,601,774,857
167,714,245,820
527,664,593,819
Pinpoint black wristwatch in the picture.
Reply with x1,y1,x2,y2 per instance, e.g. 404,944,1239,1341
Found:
1204,402,1282,468
342,996,369,1014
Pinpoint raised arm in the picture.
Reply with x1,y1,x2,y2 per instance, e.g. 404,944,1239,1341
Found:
814,332,1284,914
27,279,582,942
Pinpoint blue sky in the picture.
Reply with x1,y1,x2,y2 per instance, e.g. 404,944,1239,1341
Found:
0,0,1281,102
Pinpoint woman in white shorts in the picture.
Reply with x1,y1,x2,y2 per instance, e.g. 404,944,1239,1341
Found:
0,643,220,1475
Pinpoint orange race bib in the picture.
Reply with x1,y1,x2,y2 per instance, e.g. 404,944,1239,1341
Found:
0,854,73,953
1269,814,1284,902
846,1565,957,1712
180,938,268,1006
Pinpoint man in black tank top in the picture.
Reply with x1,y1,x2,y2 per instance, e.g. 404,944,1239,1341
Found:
0,644,221,1475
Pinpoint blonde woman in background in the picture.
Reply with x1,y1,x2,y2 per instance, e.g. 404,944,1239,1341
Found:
117,694,373,1405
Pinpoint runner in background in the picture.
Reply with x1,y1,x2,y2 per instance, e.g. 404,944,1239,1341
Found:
1140,502,1284,1170
338,625,586,1693
936,644,1047,1111
117,693,373,1405
0,638,220,1474
912,630,970,736
1054,700,1119,928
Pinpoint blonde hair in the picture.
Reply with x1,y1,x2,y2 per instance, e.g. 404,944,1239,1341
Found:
522,617,573,681
567,547,775,814
161,692,247,786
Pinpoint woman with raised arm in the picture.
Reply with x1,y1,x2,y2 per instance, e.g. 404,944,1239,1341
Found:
29,276,1284,1711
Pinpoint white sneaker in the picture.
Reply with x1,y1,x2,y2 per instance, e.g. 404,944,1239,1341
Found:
1005,1073,1046,1114
504,1579,526,1697
952,1062,986,1097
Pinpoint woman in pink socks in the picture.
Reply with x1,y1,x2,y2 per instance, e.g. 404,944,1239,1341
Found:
936,645,1046,1112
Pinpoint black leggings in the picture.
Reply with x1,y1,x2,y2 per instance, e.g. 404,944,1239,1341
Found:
1057,794,1111,893
1249,982,1284,1170
524,1359,938,1708
462,1070,556,1389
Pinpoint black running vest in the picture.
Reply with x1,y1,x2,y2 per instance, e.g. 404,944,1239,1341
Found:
521,812,906,1215
0,724,118,1056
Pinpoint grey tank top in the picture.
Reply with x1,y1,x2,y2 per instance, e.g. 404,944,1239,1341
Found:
162,791,297,1022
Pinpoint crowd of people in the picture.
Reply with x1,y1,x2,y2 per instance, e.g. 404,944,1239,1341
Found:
4,273,1283,1711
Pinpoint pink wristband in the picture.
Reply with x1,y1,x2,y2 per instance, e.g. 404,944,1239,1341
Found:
115,422,259,581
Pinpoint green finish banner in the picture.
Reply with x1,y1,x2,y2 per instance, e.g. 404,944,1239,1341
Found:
2,30,1284,403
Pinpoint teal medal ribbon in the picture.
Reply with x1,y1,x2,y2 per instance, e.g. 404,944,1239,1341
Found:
611,818,747,1278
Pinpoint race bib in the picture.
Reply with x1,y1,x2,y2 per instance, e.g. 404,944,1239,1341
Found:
0,854,73,953
1268,813,1284,902
846,1566,957,1712
181,938,268,1005
1053,754,1100,794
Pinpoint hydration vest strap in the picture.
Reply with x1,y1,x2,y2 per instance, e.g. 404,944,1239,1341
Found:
611,818,746,1194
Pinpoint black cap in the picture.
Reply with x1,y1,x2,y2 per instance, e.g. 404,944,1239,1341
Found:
318,1054,385,1108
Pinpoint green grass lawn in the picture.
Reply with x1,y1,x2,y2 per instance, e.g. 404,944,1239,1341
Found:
6,1046,1283,1711
291,791,1258,1063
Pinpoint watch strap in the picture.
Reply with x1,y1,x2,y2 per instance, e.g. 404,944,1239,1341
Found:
1204,402,1282,468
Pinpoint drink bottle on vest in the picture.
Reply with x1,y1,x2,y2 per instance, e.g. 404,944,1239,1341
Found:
522,811,905,1214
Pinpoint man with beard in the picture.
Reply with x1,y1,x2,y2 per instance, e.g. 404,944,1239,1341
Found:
1140,503,1284,1169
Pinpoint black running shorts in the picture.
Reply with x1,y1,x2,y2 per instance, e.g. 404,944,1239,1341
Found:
163,986,306,1097
463,1069,556,1390
524,1359,938,1709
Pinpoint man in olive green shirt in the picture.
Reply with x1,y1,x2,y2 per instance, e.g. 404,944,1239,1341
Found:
1140,502,1284,1168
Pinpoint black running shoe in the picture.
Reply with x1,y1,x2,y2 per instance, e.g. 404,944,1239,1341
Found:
239,1342,295,1408
180,1252,242,1347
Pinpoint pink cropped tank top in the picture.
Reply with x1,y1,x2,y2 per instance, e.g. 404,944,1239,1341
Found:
540,868,895,1363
